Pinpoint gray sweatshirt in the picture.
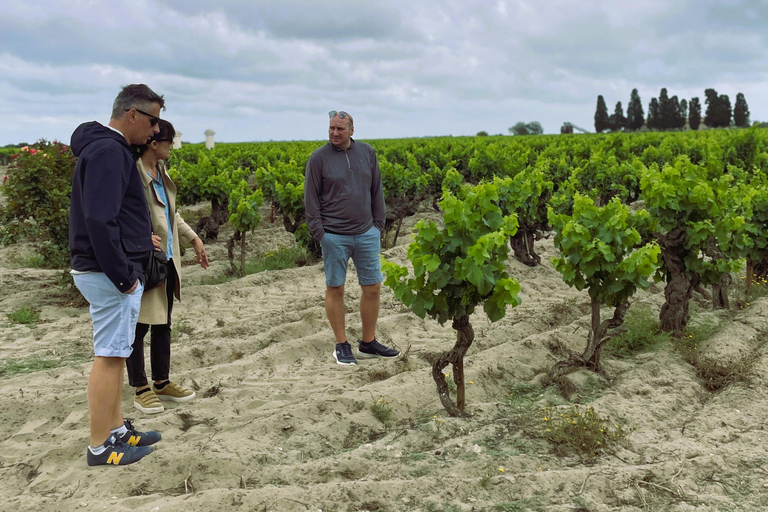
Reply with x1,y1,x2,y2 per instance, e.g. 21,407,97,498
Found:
304,139,386,241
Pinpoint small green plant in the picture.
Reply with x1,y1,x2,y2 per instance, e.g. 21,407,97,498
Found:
370,394,394,425
7,306,40,324
605,305,671,358
443,372,457,396
541,404,630,458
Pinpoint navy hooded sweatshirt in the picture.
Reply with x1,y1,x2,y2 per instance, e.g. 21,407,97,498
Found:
69,122,153,293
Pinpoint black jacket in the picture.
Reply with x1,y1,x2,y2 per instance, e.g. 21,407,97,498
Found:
69,122,153,292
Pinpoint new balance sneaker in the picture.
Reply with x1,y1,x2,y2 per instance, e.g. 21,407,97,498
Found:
357,338,400,359
86,435,153,467
117,419,161,447
134,388,164,414
153,381,196,403
333,341,357,365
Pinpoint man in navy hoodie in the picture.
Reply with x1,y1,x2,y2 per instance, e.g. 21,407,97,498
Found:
70,84,165,466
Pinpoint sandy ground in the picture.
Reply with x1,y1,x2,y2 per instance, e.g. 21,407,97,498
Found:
1,203,768,512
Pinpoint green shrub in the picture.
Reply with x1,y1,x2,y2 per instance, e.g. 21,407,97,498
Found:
1,140,76,267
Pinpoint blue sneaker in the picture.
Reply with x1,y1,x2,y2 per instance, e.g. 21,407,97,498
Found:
357,338,400,359
118,419,161,447
333,342,357,365
86,435,153,466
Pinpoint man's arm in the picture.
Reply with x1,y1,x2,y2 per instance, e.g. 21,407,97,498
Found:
81,146,140,292
304,153,325,241
369,150,386,232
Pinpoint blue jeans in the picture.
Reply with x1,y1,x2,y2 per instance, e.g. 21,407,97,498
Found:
73,272,143,358
321,226,382,287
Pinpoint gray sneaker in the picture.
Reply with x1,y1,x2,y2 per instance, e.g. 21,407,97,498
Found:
333,342,357,365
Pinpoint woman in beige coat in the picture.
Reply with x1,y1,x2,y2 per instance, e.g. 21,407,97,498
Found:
126,119,209,414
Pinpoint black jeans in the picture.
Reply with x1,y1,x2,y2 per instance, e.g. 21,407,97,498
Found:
126,259,176,388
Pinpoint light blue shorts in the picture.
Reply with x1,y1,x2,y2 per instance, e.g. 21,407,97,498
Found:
73,272,143,358
321,226,383,287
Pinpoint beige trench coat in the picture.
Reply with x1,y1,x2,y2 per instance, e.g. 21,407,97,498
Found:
137,158,198,325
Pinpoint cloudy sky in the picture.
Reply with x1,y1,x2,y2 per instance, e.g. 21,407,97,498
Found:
1,0,765,145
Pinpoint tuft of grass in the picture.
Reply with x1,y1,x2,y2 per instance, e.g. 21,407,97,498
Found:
606,305,671,358
244,246,310,274
370,393,394,426
672,317,755,392
540,403,630,458
200,246,311,285
0,353,91,378
7,306,40,325
0,356,58,377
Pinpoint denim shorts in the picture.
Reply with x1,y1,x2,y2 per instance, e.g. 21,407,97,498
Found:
73,272,143,358
321,225,383,287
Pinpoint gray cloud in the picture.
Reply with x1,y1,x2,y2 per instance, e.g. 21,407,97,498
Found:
0,0,765,145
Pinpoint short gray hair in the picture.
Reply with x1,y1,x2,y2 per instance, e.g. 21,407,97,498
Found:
111,84,165,119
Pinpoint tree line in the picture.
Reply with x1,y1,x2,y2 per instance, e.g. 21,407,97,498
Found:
595,88,751,133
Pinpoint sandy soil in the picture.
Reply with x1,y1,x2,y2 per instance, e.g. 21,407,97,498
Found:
1,204,768,512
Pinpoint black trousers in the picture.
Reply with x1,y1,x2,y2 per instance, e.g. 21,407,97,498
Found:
126,259,176,388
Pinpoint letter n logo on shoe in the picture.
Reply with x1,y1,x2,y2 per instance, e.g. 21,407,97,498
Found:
107,452,124,465
127,435,140,446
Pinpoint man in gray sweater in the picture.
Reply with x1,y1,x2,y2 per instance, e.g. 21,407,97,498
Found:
304,110,400,365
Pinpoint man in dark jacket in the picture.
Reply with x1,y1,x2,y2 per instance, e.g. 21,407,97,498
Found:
304,110,399,366
70,84,164,466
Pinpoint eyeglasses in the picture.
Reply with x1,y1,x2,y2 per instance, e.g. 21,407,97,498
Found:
127,107,159,126
328,110,349,119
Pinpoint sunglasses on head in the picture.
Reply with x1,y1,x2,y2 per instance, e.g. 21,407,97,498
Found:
127,107,159,126
328,110,349,120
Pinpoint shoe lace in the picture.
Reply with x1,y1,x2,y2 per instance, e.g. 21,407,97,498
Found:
123,419,138,435
339,343,353,358
108,434,127,449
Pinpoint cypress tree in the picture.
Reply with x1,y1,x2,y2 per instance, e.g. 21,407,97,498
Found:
658,88,670,130
680,99,688,129
594,95,609,133
647,98,660,130
689,97,701,130
717,94,732,128
609,101,626,132
627,88,644,131
733,93,749,127
704,88,719,127
668,96,682,130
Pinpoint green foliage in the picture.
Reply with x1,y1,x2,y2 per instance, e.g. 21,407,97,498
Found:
7,306,40,324
494,166,553,228
548,195,660,305
228,180,264,234
382,181,521,325
639,156,748,287
1,141,76,266
541,404,630,458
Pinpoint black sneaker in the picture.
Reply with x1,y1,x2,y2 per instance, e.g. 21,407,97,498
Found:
117,419,162,447
357,338,400,359
333,341,357,365
86,435,153,466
